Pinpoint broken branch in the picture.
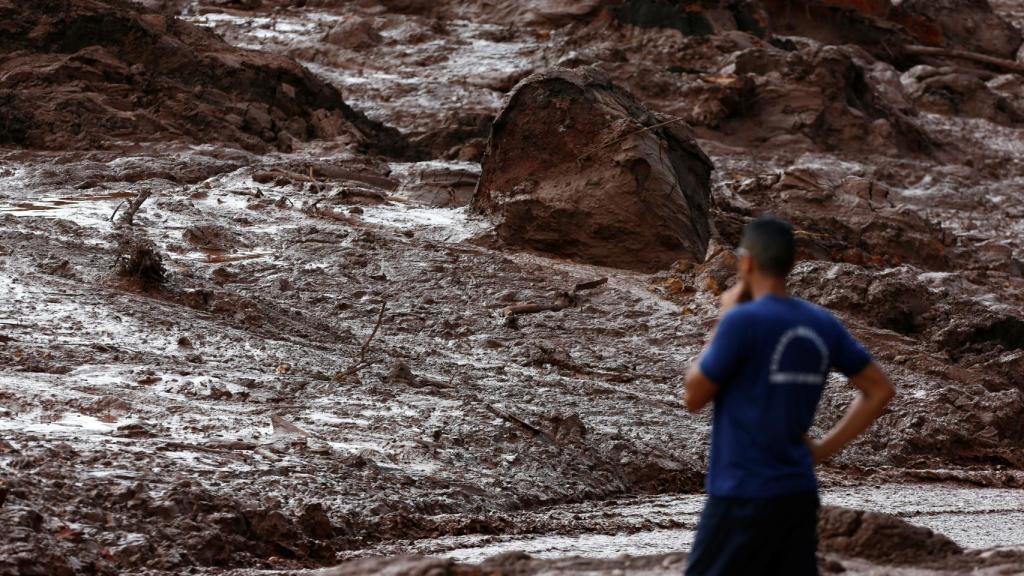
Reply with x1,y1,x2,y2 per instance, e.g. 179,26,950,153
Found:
904,45,1024,75
502,299,573,317
577,118,686,162
116,189,152,227
501,277,607,317
573,277,608,292
485,403,556,443
340,301,387,377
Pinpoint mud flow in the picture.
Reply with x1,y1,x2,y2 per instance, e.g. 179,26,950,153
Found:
1,0,1024,575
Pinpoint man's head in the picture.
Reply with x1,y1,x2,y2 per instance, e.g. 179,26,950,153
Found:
737,216,795,281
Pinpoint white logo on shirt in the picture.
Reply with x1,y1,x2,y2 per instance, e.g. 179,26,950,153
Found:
769,325,829,385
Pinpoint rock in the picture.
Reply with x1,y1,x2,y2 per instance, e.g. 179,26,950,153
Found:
323,15,383,50
473,67,715,272
609,0,771,38
673,74,757,129
720,166,951,269
721,44,937,155
696,246,738,295
183,224,244,251
818,506,962,564
901,0,1022,60
392,161,481,207
411,111,494,161
385,361,417,386
901,66,1024,125
548,413,587,442
0,0,411,155
271,415,310,438
521,0,604,24
789,263,934,335
761,0,1022,62
299,503,336,540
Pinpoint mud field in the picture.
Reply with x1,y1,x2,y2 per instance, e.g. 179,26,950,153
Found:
1,0,1024,574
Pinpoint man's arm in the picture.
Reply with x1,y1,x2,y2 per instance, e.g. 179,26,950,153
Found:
807,362,896,463
682,283,748,412
684,364,718,412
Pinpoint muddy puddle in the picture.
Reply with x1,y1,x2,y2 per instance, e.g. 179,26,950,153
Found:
0,191,136,218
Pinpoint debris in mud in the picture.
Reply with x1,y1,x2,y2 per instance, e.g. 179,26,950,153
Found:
412,112,494,163
114,235,167,288
113,189,152,228
501,277,608,316
183,223,246,252
383,361,454,389
474,67,714,272
0,0,411,155
392,162,481,207
337,301,388,379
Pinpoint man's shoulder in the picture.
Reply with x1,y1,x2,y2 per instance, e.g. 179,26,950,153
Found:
741,297,842,329
785,297,837,320
786,298,850,342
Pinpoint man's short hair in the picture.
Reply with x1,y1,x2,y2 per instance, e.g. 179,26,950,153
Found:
740,216,795,277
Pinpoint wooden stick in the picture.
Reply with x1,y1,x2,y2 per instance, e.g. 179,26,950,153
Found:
485,403,555,443
574,277,608,292
340,301,388,376
904,45,1024,75
502,301,569,316
117,190,152,227
501,278,606,316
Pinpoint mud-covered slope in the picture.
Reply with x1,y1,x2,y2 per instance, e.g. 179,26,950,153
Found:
1,0,1023,574
0,0,410,155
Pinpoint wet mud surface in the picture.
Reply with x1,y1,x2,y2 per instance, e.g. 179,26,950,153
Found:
1,0,1024,574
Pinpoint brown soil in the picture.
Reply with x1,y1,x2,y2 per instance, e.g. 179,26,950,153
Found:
1,0,1023,575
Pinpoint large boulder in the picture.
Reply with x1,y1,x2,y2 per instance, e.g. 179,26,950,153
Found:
473,67,714,272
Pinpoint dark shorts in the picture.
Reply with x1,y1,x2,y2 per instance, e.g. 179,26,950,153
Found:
685,491,819,576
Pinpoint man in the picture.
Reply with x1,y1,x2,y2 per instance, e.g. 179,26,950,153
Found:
683,216,896,575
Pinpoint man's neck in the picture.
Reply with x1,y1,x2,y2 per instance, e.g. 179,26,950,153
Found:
749,276,788,300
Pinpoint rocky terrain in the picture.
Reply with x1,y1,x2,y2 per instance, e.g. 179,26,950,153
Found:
1,0,1023,574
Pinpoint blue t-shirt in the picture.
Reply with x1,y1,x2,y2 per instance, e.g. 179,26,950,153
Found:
699,294,872,498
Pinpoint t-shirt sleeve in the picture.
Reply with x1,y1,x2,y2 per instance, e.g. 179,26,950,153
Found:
830,317,872,377
699,309,747,387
